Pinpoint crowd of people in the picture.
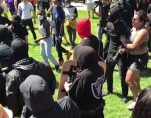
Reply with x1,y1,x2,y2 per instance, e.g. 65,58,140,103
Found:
0,0,151,117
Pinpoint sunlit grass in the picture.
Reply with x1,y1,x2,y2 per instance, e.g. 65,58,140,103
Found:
8,9,151,118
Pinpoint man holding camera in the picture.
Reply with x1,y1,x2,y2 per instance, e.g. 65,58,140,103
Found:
64,46,105,118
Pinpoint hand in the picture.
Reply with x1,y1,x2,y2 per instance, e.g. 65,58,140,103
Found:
118,48,126,54
120,35,127,47
35,39,39,43
110,56,118,65
64,81,72,92
110,52,120,65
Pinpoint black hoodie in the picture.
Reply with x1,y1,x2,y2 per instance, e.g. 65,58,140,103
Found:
20,75,80,118
6,57,56,116
69,46,105,118
20,75,58,118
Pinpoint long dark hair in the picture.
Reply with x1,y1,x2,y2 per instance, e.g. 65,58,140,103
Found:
131,86,151,118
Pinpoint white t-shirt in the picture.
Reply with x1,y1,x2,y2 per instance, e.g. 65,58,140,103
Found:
64,6,76,21
39,17,54,37
18,1,33,20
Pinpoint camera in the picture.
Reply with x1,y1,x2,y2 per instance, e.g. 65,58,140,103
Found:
63,65,78,83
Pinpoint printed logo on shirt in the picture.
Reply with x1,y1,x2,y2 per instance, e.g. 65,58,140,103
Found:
91,76,104,99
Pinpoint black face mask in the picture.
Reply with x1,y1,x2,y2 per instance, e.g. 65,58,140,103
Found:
108,15,118,22
108,12,120,22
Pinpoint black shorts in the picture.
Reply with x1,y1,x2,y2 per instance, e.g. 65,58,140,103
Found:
127,53,149,71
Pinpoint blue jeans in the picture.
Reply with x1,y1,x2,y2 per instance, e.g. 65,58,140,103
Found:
40,37,58,66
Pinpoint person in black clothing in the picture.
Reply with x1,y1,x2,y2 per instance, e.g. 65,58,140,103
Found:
93,0,110,42
118,0,133,29
92,0,110,59
0,6,11,26
9,14,28,42
0,25,13,68
65,46,105,118
20,75,80,118
137,0,150,12
127,0,137,15
105,6,130,103
5,38,56,117
0,25,13,106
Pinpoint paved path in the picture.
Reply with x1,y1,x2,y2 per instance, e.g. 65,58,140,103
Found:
71,2,87,10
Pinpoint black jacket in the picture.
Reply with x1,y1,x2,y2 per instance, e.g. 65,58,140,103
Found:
6,57,56,116
106,20,130,54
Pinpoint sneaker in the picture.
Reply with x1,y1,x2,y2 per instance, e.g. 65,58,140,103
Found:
55,64,59,71
127,102,136,110
59,60,64,67
122,97,128,103
65,51,72,60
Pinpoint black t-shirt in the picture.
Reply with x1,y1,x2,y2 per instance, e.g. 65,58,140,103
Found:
106,20,130,53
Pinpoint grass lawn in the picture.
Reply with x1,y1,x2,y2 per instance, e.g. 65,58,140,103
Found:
11,10,151,118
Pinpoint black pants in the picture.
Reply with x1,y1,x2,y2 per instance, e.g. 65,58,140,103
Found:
106,52,128,98
22,18,37,40
54,35,67,61
66,26,76,47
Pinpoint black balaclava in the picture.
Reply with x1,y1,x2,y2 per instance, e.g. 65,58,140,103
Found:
77,46,98,70
109,6,120,22
11,38,28,62
20,75,54,115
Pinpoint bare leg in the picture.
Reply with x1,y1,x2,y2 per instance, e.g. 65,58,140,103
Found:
134,72,141,94
126,70,140,101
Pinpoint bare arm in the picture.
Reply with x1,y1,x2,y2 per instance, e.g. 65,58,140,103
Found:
31,7,36,24
121,29,149,50
14,0,17,10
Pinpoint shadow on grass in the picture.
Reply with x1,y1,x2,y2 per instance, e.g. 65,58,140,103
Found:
141,68,151,78
113,92,133,101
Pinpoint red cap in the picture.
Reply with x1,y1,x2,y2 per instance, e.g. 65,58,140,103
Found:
77,18,91,38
